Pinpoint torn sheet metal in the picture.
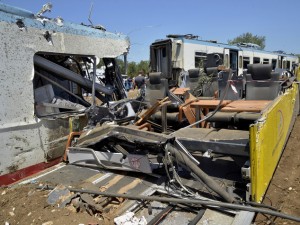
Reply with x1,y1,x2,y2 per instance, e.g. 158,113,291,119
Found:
68,147,152,173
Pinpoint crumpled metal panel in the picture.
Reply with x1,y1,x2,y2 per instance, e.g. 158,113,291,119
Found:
0,4,130,176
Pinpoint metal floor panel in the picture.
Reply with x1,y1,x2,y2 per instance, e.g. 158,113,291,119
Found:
22,164,254,225
198,208,234,225
36,165,102,186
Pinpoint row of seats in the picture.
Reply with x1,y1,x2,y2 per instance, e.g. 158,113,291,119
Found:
187,64,282,101
145,64,282,105
208,64,282,129
143,64,283,129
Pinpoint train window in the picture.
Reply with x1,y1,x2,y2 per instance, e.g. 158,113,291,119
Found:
162,47,166,57
230,51,238,70
287,61,291,70
239,56,243,68
195,52,207,68
271,59,277,70
253,57,260,64
243,57,250,69
283,60,287,69
195,52,206,57
263,59,269,64
278,59,282,68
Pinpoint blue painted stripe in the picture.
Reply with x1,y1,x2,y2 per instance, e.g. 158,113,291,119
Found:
0,3,129,42
0,3,34,18
183,38,240,50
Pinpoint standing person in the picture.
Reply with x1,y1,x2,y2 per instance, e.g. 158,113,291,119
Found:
127,77,133,90
133,70,146,96
124,78,130,92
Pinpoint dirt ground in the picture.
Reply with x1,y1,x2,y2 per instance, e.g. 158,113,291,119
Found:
0,115,299,225
0,185,108,225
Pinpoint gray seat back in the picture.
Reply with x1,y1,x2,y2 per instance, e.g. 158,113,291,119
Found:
144,72,168,106
218,70,244,100
186,69,200,92
246,64,281,100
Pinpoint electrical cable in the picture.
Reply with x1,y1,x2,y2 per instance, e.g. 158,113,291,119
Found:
188,208,206,225
245,201,278,211
179,70,233,129
163,146,195,197
167,144,237,203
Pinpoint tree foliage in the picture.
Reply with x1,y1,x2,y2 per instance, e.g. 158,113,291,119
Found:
126,60,150,77
228,32,266,49
127,61,137,77
97,58,150,78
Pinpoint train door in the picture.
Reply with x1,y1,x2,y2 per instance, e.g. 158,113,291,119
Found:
150,39,172,79
238,50,243,76
278,55,285,69
224,48,230,69
224,48,240,74
224,48,239,75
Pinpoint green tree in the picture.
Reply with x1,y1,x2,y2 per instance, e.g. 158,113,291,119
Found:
137,60,150,75
125,60,150,78
127,61,137,78
97,58,150,78
228,32,266,49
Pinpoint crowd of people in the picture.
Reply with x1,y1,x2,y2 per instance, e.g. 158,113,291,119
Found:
124,71,147,93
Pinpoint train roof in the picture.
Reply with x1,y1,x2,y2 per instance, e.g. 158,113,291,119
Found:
154,34,297,58
0,3,129,43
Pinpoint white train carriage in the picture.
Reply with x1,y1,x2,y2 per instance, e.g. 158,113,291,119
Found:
150,34,298,85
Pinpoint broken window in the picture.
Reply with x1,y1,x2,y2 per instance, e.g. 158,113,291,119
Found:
194,52,207,69
33,53,126,117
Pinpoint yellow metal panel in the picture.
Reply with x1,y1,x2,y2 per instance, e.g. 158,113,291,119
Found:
296,66,300,81
250,83,298,202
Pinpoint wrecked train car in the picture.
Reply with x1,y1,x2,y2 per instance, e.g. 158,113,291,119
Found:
1,4,300,224
150,34,299,87
0,3,130,185
58,66,300,224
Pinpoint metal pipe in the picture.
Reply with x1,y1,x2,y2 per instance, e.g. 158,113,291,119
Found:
35,71,90,107
34,55,113,95
167,144,236,203
124,53,128,75
37,185,300,222
147,205,174,225
161,104,167,133
188,209,205,225
92,56,96,106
